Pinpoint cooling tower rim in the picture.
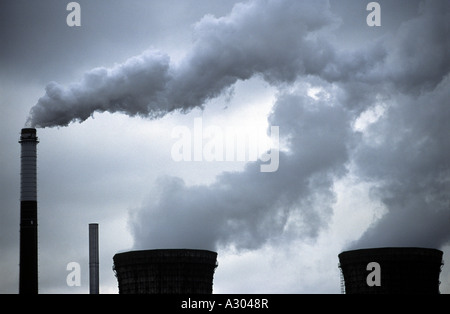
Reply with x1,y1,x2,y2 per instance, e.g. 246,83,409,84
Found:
113,248,218,264
114,248,217,256
338,247,443,263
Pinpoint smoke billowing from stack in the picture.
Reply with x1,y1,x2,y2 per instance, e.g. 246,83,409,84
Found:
19,128,39,294
113,249,218,294
25,0,340,129
25,0,450,255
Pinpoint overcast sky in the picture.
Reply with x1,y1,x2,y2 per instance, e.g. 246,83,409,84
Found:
1,0,449,294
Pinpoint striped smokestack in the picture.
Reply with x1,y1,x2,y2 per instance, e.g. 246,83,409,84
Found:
19,128,39,294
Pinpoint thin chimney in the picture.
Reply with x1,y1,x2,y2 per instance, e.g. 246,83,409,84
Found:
89,223,99,294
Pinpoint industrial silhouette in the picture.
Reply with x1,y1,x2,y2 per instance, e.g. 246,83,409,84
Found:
16,129,447,295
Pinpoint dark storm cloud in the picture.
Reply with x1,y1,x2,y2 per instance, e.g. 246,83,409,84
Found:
0,0,238,85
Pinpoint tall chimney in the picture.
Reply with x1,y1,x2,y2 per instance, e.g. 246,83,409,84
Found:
89,223,99,294
19,128,39,294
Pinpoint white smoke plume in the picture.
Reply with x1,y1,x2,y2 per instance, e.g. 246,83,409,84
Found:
27,0,339,128
27,0,450,253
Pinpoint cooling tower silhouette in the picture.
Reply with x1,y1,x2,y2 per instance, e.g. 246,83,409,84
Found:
113,249,218,294
338,247,443,294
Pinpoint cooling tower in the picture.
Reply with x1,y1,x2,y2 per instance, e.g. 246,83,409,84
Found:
113,249,218,294
19,128,39,294
338,247,443,294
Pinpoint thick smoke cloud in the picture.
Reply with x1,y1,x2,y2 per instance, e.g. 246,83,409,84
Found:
346,0,450,249
131,86,352,250
349,74,450,249
130,0,450,252
27,0,450,253
27,51,172,127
